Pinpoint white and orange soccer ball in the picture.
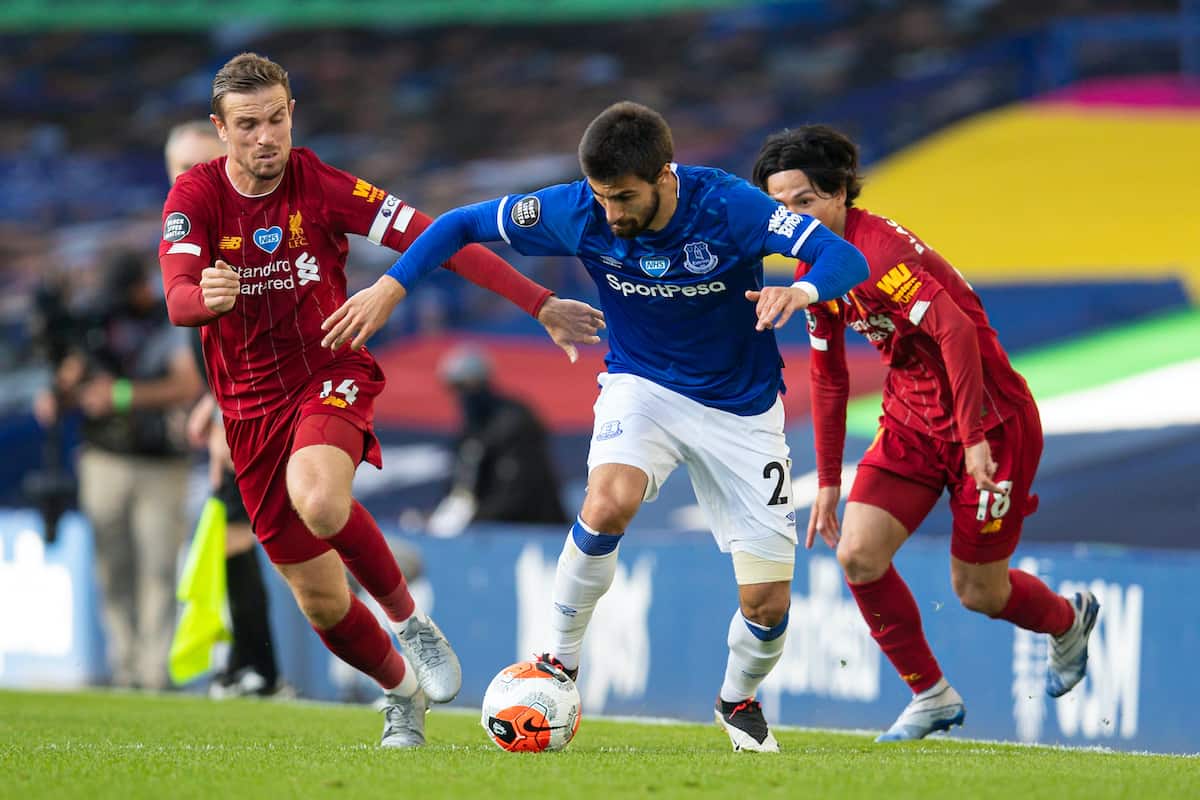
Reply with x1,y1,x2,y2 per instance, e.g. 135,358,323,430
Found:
480,660,581,752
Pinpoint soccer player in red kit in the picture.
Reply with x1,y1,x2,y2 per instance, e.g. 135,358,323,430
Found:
159,53,605,747
748,125,1100,741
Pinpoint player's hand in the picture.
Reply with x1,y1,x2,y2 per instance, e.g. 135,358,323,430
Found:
745,285,812,332
77,375,115,417
321,275,407,351
186,394,216,449
964,439,1004,494
806,485,842,550
201,260,240,315
208,418,235,470
536,297,606,363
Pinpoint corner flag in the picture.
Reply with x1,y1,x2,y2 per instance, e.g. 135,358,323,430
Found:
169,497,230,684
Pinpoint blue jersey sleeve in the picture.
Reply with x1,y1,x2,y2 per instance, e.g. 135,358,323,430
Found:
496,182,591,258
724,179,868,301
384,181,590,289
385,198,504,288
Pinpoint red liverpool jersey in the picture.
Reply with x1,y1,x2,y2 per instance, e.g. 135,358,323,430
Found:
159,147,549,419
799,208,1032,484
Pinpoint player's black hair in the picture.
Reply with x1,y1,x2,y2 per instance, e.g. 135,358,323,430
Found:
211,52,292,118
752,125,863,207
578,102,674,184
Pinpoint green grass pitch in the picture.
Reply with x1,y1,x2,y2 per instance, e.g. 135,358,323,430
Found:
1,690,1194,799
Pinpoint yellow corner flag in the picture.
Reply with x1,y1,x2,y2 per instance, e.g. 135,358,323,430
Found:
169,497,231,685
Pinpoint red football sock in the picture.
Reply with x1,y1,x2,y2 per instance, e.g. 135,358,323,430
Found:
994,569,1074,636
848,564,943,694
314,594,407,690
327,501,416,623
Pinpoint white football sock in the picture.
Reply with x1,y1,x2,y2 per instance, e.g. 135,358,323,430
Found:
719,609,788,703
913,676,949,701
548,520,620,671
386,655,419,698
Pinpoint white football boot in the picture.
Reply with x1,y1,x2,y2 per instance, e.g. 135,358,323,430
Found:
714,698,780,753
391,612,462,703
1046,591,1101,698
380,688,427,748
876,679,966,742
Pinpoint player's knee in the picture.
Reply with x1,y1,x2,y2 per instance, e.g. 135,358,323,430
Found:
953,577,1007,616
836,536,889,584
291,485,351,538
580,486,640,532
740,592,790,628
292,583,351,629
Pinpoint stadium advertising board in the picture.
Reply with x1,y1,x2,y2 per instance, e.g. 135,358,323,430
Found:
0,512,1191,754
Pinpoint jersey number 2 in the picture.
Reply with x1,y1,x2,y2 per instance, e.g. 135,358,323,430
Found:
763,461,789,506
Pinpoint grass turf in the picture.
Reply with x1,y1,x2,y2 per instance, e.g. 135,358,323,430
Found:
1,690,1194,799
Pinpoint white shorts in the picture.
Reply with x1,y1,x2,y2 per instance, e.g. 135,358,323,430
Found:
587,372,797,568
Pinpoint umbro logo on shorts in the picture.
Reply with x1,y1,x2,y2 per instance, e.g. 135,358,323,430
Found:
596,420,623,441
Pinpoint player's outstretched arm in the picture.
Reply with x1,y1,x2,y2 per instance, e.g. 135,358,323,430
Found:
324,200,605,358
748,218,868,331
322,202,490,351
791,224,868,302
744,285,812,332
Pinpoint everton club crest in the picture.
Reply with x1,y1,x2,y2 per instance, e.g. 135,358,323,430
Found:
683,241,718,274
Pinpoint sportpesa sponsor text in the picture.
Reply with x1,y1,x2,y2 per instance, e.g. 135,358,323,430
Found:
605,273,727,299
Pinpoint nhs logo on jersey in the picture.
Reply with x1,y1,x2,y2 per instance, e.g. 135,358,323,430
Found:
639,255,670,278
253,226,283,254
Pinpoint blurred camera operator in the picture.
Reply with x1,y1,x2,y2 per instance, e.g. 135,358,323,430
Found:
33,250,203,690
426,345,568,537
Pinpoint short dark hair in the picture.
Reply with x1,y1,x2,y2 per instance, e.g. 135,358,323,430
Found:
211,52,291,118
752,125,863,207
578,101,674,184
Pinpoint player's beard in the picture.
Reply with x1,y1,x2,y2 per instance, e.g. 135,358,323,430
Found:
611,192,660,239
245,149,286,181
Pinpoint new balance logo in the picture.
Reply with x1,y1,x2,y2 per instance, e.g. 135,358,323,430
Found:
296,252,320,286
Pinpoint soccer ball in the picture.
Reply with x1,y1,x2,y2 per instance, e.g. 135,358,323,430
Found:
480,660,581,752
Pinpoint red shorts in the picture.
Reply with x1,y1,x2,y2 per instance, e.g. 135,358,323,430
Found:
225,358,385,565
847,399,1043,564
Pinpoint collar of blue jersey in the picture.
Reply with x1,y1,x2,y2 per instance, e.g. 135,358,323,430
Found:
636,162,688,247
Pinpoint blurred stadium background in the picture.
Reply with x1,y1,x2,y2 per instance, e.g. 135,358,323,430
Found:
1,0,1197,755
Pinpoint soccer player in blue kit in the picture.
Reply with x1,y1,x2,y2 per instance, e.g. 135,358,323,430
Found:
322,102,868,752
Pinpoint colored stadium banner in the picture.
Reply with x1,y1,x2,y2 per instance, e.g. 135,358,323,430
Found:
846,309,1200,437
0,0,800,29
1,510,1195,754
853,91,1200,297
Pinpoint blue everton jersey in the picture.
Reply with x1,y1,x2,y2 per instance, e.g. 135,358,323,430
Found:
496,165,826,415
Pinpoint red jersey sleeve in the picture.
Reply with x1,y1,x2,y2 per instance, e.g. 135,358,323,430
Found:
311,156,552,317
806,300,850,487
867,230,985,446
158,175,219,327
